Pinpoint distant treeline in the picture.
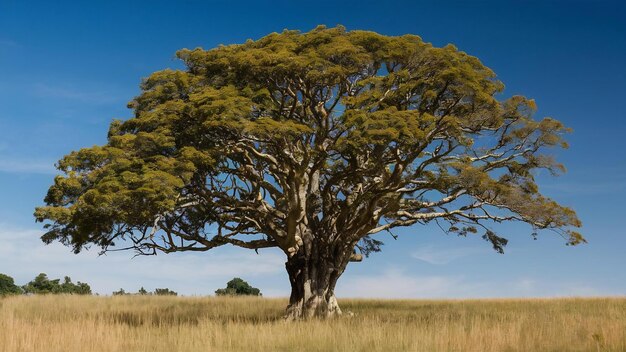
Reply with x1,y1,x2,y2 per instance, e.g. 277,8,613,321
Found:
2,273,261,297
112,287,178,296
0,273,178,297
0,273,91,295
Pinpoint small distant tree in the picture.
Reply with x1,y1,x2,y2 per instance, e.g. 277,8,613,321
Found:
138,287,149,295
22,273,59,294
154,288,177,296
60,276,92,295
76,282,91,294
0,273,22,296
112,288,128,296
215,278,261,296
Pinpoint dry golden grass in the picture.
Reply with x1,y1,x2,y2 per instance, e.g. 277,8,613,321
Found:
0,295,624,351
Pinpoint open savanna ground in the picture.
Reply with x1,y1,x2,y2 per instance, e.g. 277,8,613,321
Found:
0,295,624,352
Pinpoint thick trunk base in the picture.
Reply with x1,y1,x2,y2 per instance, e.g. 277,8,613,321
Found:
284,253,348,320
285,293,342,320
283,238,357,320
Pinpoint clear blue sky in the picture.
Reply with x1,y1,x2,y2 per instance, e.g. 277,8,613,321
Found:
0,0,624,297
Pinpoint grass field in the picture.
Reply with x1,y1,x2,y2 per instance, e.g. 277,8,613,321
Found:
0,295,624,351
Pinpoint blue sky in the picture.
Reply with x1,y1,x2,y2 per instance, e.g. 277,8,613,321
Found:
0,0,624,297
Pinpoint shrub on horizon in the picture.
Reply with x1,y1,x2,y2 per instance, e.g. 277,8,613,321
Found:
215,278,261,297
154,288,178,296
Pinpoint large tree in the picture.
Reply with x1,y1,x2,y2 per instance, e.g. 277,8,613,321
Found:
36,26,582,319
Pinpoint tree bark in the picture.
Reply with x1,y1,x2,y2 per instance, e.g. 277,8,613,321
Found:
283,242,352,320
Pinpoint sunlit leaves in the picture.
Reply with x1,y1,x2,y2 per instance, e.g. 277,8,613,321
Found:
36,26,582,257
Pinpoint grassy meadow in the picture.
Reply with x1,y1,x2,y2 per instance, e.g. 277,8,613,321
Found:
0,295,624,352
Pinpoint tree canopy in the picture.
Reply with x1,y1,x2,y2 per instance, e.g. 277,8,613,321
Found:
215,278,262,296
36,26,582,318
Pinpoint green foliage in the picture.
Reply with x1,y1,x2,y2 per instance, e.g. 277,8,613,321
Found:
154,288,178,296
22,273,91,295
36,26,582,268
0,273,22,296
215,278,261,296
112,288,128,296
112,287,176,296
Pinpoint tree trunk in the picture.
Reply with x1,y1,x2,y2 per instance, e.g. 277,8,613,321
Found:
283,245,351,320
